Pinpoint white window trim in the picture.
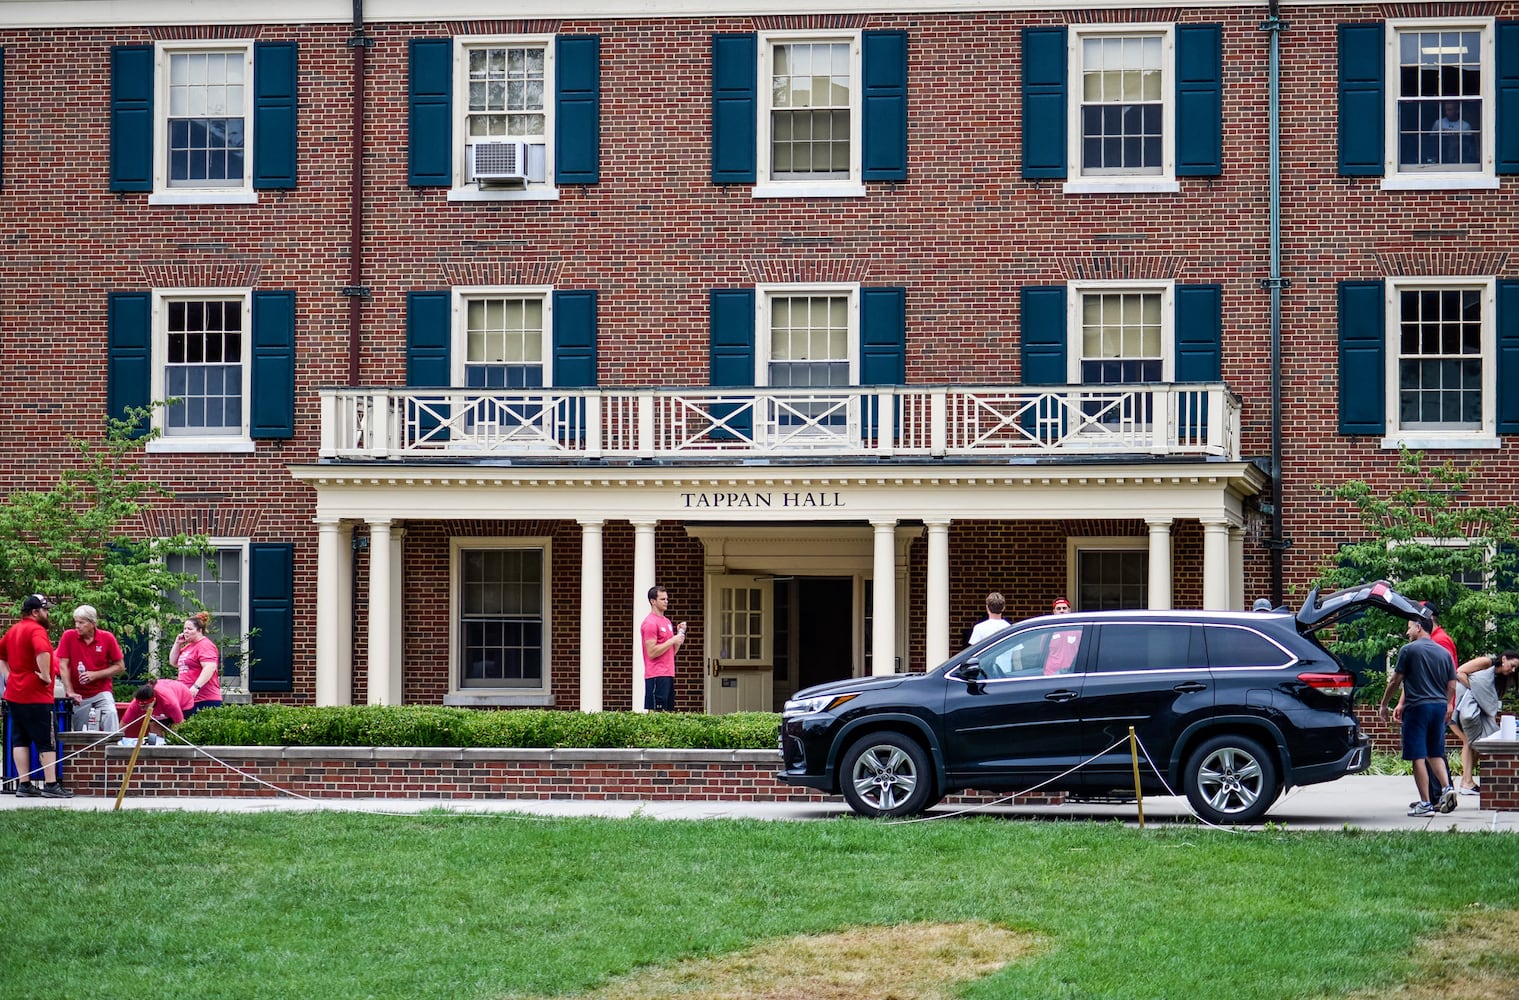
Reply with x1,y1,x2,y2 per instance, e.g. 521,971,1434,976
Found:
450,285,556,387
1381,17,1498,191
1380,275,1499,450
754,283,861,386
1064,279,1176,383
1066,536,1149,611
145,287,255,455
448,34,560,202
155,537,250,691
753,30,866,199
148,40,258,206
447,537,553,703
1063,23,1180,195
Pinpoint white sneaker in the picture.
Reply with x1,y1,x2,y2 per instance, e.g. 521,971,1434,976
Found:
1458,785,1480,796
1436,786,1458,814
1408,801,1435,817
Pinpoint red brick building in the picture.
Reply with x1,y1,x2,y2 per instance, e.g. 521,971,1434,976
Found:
1,0,1514,713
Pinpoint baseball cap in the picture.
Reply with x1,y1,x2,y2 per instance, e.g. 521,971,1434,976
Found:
1052,597,1071,612
21,594,51,613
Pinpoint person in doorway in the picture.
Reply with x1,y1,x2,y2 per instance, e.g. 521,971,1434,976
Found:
170,612,221,716
0,595,74,798
57,605,125,733
967,592,1012,645
1377,611,1459,816
118,679,196,743
640,586,685,712
1452,650,1519,794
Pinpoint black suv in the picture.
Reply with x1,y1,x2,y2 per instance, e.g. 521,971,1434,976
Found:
777,581,1425,824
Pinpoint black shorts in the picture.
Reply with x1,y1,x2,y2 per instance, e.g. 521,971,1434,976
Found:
5,701,57,754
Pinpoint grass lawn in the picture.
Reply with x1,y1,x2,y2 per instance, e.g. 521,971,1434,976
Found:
3,811,1516,999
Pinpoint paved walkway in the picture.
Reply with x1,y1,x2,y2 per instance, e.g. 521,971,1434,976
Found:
2,776,1513,832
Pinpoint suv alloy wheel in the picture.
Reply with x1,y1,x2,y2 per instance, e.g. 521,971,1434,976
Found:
839,732,933,818
1183,733,1281,825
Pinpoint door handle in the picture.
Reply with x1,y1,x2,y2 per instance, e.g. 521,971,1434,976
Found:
1173,681,1207,693
1044,690,1078,703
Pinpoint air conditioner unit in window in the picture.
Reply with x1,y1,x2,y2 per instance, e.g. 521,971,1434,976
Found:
470,141,530,185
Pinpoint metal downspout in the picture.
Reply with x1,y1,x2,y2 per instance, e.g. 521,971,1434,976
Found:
345,0,372,386
1262,2,1289,603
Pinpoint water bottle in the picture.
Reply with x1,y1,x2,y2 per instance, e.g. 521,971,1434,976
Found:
87,707,99,731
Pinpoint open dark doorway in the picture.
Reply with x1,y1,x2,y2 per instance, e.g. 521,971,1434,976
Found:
794,577,855,692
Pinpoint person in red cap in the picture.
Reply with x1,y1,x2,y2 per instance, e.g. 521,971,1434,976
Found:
1052,597,1072,614
1043,597,1080,674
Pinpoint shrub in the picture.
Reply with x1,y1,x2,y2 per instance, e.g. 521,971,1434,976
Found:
177,705,781,750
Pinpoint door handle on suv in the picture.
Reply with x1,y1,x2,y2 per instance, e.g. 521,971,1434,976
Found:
1044,690,1078,703
1172,681,1207,693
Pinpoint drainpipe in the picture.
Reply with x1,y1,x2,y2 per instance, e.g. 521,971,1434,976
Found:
343,0,372,385
1261,1,1290,604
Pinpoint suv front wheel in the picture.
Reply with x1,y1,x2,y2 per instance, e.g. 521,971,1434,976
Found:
1183,734,1281,825
839,732,936,818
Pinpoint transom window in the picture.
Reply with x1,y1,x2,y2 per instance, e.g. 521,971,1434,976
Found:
154,292,249,442
1080,34,1164,175
165,542,247,691
458,546,546,689
758,32,862,191
1388,279,1494,437
1396,27,1484,172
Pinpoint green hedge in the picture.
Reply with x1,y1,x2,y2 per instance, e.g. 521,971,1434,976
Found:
176,705,781,750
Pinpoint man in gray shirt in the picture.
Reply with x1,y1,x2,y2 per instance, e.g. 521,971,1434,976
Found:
1377,612,1459,816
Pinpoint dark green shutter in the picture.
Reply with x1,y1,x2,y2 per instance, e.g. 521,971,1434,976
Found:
252,42,297,189
247,543,294,693
552,290,598,386
1175,284,1222,380
409,38,453,187
556,35,600,185
710,289,756,438
1176,26,1222,177
712,34,757,184
110,45,154,192
1022,27,1067,179
861,287,906,442
1499,280,1519,433
1338,24,1385,177
1498,22,1519,175
862,31,907,181
107,292,151,434
406,291,452,440
250,291,296,439
1338,281,1386,435
1020,286,1068,384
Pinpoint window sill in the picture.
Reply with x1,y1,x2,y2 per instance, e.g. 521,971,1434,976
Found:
1380,434,1500,450
148,191,260,206
146,438,257,455
448,186,561,202
443,692,555,707
1061,179,1181,195
752,182,866,199
1379,174,1500,191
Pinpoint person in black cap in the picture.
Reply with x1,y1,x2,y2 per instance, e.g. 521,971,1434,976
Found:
1377,611,1457,817
0,595,74,797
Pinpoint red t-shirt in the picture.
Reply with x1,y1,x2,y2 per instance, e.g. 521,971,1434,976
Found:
57,627,124,699
119,679,194,732
1,618,56,705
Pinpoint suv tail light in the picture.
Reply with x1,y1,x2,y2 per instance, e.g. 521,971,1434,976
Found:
1298,672,1354,696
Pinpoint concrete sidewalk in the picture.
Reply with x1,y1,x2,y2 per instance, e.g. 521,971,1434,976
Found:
1,776,1513,831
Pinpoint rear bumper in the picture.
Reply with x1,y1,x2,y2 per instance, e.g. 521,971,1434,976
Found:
1291,735,1371,787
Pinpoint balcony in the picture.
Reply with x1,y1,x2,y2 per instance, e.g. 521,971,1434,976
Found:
317,384,1241,463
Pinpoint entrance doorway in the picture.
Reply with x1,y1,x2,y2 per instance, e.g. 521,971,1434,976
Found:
774,577,856,708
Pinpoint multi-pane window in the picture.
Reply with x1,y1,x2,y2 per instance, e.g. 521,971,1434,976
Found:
1396,27,1483,171
717,585,765,661
166,50,247,187
764,291,854,429
462,40,549,185
164,298,245,437
1079,33,1164,176
465,296,545,389
1080,291,1163,386
165,545,245,690
459,547,544,688
1396,287,1483,430
770,41,851,179
1078,549,1148,610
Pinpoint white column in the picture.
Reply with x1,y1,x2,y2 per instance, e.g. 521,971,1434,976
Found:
1147,518,1173,610
872,520,898,676
366,519,393,705
1229,527,1245,611
631,520,658,712
315,518,343,706
387,528,405,705
924,519,951,668
336,522,354,705
1202,519,1232,610
579,519,605,712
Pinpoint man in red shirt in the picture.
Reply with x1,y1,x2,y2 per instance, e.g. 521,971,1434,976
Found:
0,595,73,797
57,604,125,733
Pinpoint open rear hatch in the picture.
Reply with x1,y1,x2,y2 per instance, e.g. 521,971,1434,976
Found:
1296,579,1427,635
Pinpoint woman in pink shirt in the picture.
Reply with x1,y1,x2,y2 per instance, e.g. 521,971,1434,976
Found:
170,612,221,715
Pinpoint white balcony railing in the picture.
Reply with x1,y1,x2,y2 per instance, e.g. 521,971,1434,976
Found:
317,384,1242,461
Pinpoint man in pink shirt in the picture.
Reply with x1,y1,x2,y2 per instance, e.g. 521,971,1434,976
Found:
639,585,686,711
118,679,196,742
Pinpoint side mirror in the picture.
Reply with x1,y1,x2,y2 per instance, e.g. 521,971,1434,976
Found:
960,660,984,681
